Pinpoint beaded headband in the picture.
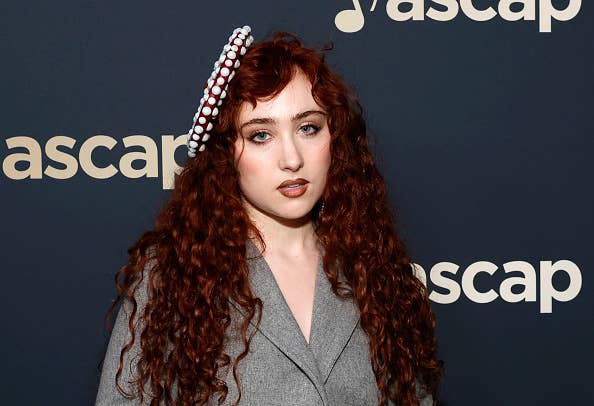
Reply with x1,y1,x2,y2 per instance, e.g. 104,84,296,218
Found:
186,26,254,157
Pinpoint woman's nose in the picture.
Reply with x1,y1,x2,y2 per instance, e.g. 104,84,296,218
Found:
278,135,304,172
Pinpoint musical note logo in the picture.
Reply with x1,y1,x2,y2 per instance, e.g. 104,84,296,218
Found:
335,0,377,33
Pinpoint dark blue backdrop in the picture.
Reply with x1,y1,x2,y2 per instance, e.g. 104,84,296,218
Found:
1,1,592,404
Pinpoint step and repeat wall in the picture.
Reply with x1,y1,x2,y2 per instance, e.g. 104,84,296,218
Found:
1,1,591,405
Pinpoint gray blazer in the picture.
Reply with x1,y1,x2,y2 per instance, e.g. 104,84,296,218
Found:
96,241,433,405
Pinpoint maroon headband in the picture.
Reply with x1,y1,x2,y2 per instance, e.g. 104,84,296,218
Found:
187,26,254,157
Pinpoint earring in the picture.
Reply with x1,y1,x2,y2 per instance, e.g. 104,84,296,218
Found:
319,200,325,216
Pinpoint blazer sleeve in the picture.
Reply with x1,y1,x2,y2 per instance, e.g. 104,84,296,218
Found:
418,392,434,406
386,378,435,406
416,378,434,406
95,262,153,406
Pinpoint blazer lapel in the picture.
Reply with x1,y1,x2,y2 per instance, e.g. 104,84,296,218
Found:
228,240,329,405
309,254,361,383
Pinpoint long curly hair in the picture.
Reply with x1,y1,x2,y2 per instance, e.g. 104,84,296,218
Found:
107,32,443,406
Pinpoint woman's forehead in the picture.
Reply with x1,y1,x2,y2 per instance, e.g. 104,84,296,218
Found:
237,71,323,123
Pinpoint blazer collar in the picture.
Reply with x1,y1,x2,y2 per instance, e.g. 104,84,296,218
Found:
228,239,361,402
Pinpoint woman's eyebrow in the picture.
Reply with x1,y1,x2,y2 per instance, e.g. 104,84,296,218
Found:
239,110,326,131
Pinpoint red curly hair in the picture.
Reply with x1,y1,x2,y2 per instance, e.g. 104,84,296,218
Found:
108,32,443,405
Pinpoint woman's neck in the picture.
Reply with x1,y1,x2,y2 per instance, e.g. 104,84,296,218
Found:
245,207,319,258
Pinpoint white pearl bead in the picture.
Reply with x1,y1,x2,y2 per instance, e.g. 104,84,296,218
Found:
186,23,257,159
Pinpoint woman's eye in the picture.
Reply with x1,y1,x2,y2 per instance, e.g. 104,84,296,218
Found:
300,124,320,135
249,132,270,143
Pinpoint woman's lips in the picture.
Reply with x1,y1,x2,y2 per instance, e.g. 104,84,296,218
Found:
278,183,308,198
278,178,308,188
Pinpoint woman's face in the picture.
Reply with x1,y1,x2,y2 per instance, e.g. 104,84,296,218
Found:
233,70,331,223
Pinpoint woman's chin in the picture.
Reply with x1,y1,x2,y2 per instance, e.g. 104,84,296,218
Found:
267,207,316,225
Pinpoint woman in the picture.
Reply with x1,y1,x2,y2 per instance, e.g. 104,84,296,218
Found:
96,27,443,406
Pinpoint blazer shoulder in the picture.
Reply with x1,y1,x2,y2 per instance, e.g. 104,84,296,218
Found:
95,250,158,405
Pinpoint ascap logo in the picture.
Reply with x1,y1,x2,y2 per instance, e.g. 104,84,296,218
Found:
335,0,582,33
2,135,186,190
412,259,582,313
